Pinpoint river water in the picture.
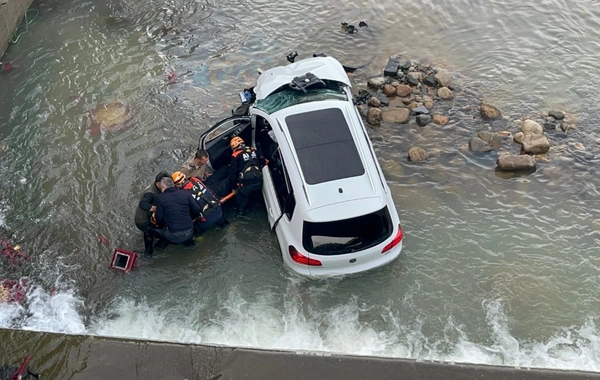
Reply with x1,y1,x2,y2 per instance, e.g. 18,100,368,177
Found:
1,0,600,375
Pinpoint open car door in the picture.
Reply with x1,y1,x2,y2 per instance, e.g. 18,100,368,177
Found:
198,115,252,171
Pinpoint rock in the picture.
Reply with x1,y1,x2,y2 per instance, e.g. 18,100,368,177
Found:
480,103,502,119
382,108,410,124
396,84,412,97
407,102,419,111
572,142,585,151
424,100,434,109
496,155,536,171
411,106,429,115
513,132,524,144
434,69,452,88
433,115,449,125
407,77,420,86
496,131,512,138
548,110,565,120
559,123,576,132
383,84,396,97
437,87,454,99
401,97,411,105
416,114,431,126
476,131,502,149
357,105,368,118
469,136,494,152
521,120,543,135
399,61,412,71
367,77,385,89
408,147,428,162
408,71,423,82
521,134,550,154
423,75,437,87
367,107,383,126
367,97,381,107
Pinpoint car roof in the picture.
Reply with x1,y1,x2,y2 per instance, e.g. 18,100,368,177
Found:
269,100,386,212
254,56,351,100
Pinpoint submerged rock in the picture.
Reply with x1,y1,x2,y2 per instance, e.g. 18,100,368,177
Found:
408,147,428,162
480,103,502,119
496,154,536,171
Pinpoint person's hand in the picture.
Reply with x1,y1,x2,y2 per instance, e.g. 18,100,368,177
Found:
150,205,157,212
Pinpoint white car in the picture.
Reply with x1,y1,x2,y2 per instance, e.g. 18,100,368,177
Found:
199,56,404,277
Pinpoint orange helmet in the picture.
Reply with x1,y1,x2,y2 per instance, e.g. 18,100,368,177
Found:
230,136,244,150
171,171,186,186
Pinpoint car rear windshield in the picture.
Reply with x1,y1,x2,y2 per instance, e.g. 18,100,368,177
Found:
302,207,393,255
285,108,365,185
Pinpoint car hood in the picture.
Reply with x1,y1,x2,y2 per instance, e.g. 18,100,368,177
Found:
254,56,351,100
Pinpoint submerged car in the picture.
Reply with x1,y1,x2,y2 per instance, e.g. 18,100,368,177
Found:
199,56,404,276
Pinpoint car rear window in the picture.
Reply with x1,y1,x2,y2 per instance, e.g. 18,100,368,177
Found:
302,207,393,255
285,108,364,185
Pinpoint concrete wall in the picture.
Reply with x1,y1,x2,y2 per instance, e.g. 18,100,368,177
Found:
2,328,600,380
0,0,34,59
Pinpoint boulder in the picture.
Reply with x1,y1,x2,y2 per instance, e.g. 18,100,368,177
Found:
367,77,385,89
408,147,429,162
521,134,550,154
437,87,454,99
382,108,410,124
433,115,449,125
469,136,495,152
476,131,502,149
367,107,383,126
367,97,381,107
434,69,452,87
521,120,543,135
496,155,536,171
411,106,429,115
416,114,431,126
383,84,396,97
548,110,565,120
396,84,412,97
480,103,502,119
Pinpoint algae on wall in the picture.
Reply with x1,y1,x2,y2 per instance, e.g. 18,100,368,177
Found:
0,0,34,59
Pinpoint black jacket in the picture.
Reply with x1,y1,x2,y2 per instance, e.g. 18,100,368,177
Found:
134,183,161,229
155,187,201,232
229,145,265,190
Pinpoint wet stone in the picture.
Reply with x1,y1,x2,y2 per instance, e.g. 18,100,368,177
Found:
496,154,537,171
411,106,429,115
408,147,428,162
548,110,565,120
416,114,432,126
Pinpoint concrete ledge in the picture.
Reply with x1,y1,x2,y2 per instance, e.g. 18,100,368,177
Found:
1,328,600,379
0,0,34,58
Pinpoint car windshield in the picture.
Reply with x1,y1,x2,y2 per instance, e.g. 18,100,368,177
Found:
254,84,348,114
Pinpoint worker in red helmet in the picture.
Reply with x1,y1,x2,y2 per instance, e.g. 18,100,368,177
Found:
228,136,267,215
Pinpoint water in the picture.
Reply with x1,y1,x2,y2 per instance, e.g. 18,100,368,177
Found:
1,0,600,374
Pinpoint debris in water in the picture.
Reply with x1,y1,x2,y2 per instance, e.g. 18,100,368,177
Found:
97,235,110,246
167,71,177,84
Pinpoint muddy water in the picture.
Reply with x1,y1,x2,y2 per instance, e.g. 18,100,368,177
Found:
1,0,600,375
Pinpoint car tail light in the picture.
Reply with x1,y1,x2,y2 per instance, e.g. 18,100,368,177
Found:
289,245,322,266
382,225,403,253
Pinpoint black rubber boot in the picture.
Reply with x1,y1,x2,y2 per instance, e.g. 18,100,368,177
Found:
143,228,154,256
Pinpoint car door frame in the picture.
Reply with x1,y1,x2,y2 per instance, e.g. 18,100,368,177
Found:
198,115,252,171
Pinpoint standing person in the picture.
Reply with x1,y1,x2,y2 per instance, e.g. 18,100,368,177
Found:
144,177,201,256
181,149,213,181
172,171,229,234
134,171,171,255
228,136,267,215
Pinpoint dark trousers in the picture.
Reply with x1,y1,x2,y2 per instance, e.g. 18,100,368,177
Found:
205,166,230,197
143,227,193,255
193,206,227,235
236,179,262,214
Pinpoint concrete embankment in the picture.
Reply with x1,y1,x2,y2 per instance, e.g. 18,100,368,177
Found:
2,328,600,379
0,0,33,58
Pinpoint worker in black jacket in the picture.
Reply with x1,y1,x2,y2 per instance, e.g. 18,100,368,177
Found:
135,171,171,254
143,177,201,255
228,136,267,215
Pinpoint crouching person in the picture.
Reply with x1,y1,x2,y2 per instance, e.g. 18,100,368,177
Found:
144,177,201,256
172,171,229,235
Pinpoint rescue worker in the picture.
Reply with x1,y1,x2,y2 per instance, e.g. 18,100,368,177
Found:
172,171,229,235
144,177,201,255
181,148,213,181
134,171,171,255
228,136,267,215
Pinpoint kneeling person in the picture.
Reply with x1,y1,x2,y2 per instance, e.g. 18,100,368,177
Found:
145,177,201,255
172,171,229,235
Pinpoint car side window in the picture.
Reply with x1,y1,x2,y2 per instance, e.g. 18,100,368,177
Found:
269,148,295,219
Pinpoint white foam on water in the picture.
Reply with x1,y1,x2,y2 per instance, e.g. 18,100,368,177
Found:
87,289,600,373
0,283,86,334
2,282,599,373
